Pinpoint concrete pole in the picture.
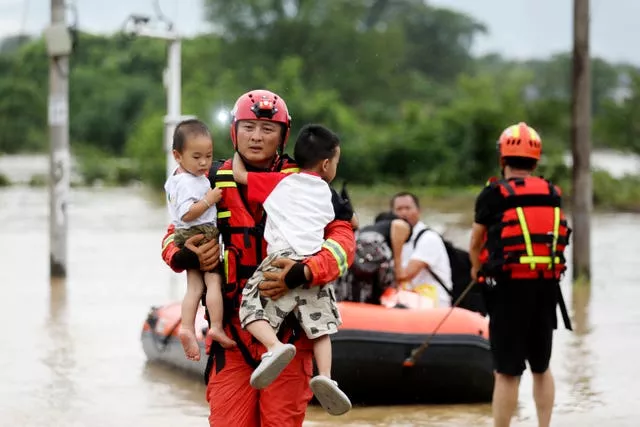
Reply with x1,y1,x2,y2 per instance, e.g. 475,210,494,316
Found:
164,39,181,180
571,0,592,282
48,0,70,278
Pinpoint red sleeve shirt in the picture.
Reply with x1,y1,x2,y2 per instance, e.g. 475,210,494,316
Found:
246,172,286,205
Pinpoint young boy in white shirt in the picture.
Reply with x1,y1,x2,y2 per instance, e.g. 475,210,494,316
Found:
232,124,352,416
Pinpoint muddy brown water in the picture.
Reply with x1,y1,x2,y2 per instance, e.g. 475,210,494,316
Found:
1,185,639,426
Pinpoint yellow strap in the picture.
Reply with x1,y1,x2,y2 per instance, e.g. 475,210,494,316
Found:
216,181,237,188
515,206,535,270
224,249,229,280
516,206,561,270
550,207,560,269
218,167,298,175
162,234,174,251
322,238,348,276
217,210,231,219
520,256,562,264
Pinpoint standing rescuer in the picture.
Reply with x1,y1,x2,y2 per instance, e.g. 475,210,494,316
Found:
469,122,572,427
160,89,355,427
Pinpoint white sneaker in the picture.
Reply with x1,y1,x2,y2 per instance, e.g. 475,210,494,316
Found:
249,343,296,389
310,375,352,416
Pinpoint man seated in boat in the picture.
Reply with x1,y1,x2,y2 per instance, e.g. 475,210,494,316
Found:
391,192,452,308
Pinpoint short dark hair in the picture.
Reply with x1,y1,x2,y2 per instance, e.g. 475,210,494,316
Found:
173,119,211,153
374,211,399,223
503,156,537,171
390,191,420,209
293,124,340,170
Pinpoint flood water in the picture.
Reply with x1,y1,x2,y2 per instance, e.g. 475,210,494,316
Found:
1,183,640,426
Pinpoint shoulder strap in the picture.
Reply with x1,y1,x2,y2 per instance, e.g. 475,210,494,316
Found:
411,227,453,297
207,159,226,188
412,228,428,250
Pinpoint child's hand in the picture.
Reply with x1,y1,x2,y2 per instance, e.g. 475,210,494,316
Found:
231,151,248,184
232,152,241,170
205,187,222,205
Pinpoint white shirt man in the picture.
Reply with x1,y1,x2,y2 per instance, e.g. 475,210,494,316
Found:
392,192,452,308
401,221,452,307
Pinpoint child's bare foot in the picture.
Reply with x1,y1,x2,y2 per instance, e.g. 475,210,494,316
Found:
178,327,201,361
207,326,237,349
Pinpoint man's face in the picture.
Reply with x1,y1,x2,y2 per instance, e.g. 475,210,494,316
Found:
392,195,420,227
235,120,282,168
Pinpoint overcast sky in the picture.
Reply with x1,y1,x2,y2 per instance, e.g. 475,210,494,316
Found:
1,0,637,64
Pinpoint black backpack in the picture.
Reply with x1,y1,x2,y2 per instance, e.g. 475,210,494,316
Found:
352,230,393,280
413,228,487,316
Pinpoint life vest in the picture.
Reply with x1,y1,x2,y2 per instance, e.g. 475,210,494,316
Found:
213,157,300,313
483,176,571,280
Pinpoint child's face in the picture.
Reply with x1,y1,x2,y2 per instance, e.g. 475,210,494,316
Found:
173,134,213,176
320,146,341,183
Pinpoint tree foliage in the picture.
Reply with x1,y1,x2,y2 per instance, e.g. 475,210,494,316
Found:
0,0,638,190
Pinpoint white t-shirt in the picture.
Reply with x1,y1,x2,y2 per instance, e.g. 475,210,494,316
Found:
164,167,217,229
401,221,452,308
247,171,335,256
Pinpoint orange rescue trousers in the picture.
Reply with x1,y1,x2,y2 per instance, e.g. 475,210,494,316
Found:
206,344,314,426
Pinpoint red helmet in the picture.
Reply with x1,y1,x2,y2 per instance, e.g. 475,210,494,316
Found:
229,89,291,150
497,122,542,160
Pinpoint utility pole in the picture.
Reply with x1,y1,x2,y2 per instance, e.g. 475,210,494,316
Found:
44,0,73,278
124,15,193,181
164,39,181,179
571,0,592,282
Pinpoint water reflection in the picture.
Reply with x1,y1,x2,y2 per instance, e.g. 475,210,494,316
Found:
141,361,205,405
572,283,592,336
559,283,603,414
305,403,493,427
42,278,78,418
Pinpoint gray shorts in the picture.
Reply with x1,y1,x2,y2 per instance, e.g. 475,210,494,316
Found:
174,223,219,248
239,249,342,339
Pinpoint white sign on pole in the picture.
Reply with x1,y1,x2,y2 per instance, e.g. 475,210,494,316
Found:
48,94,68,126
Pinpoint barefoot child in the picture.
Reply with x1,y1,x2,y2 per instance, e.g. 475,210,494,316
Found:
233,124,352,416
164,119,236,361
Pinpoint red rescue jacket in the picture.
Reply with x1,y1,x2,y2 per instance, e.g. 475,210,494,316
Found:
482,176,571,280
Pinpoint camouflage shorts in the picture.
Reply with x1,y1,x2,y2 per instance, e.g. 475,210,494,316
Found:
239,249,342,340
174,223,219,248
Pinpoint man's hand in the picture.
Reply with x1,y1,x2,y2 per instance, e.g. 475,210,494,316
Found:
260,258,301,300
184,234,220,272
394,264,407,282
